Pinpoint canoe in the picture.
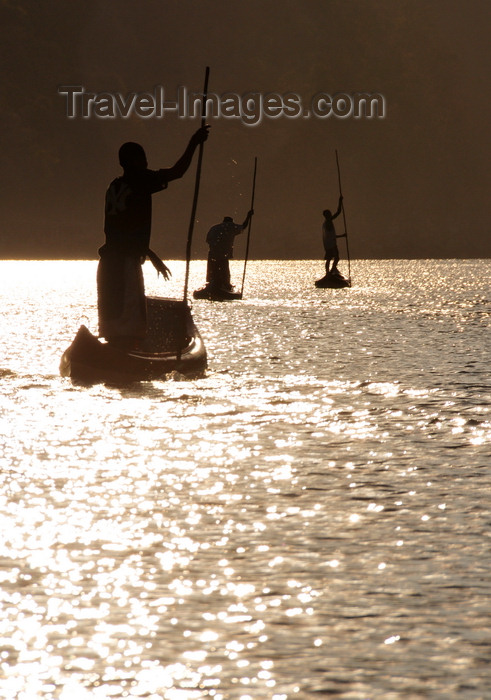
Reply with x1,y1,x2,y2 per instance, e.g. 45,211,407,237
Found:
315,271,351,288
60,297,207,384
193,284,242,301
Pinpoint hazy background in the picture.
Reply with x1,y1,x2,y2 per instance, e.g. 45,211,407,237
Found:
1,0,489,260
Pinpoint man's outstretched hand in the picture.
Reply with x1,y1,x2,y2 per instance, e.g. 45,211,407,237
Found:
155,260,172,280
148,250,172,280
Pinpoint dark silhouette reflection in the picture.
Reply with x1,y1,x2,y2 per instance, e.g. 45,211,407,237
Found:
97,126,209,349
108,376,204,399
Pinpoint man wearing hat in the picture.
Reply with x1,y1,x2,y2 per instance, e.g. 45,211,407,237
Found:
205,210,254,291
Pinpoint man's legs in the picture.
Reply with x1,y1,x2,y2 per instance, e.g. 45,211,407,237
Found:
331,247,340,273
210,258,232,290
97,256,146,348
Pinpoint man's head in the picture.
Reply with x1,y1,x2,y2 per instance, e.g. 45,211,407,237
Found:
223,216,234,223
119,142,148,170
323,209,332,218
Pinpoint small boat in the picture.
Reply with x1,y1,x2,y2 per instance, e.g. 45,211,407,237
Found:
193,284,242,301
315,270,351,289
60,297,207,384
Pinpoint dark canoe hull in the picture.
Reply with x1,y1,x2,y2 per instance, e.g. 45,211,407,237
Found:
315,272,351,289
193,285,242,301
60,297,207,384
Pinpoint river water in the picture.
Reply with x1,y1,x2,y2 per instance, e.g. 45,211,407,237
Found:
0,259,490,699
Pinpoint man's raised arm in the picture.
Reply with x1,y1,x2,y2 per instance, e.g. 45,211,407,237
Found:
163,125,210,182
240,209,254,229
332,196,343,219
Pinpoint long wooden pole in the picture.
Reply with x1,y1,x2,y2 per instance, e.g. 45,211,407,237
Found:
335,149,351,285
239,157,258,299
183,66,209,302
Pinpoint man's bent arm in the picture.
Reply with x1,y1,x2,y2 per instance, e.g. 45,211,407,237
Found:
240,209,254,229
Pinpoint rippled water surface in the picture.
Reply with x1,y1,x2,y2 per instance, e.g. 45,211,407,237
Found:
0,259,490,699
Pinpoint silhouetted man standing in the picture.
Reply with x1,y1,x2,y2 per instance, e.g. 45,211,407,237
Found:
322,196,345,274
97,125,209,348
206,210,254,291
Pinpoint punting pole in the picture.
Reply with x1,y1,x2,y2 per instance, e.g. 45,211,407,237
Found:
335,149,351,286
178,67,209,362
239,156,258,299
183,66,210,303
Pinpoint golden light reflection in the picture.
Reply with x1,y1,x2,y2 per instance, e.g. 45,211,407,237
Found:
3,259,490,698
